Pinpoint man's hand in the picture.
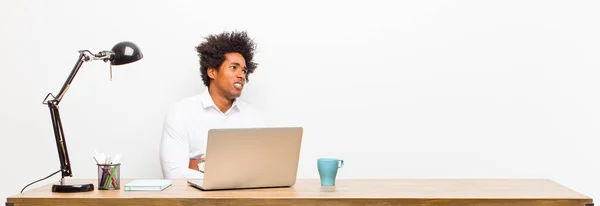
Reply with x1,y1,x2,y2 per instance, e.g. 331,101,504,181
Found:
188,158,206,171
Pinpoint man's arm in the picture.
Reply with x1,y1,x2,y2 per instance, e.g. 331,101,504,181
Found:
159,114,203,179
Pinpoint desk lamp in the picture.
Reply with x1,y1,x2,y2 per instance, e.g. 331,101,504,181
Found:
38,41,143,192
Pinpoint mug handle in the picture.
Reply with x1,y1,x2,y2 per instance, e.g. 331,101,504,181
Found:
338,160,344,168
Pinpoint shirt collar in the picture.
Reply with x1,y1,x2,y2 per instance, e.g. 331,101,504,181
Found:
200,91,241,113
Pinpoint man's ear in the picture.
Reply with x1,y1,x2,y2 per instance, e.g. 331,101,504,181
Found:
207,67,217,79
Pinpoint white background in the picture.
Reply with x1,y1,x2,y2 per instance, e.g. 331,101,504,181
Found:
1,0,599,201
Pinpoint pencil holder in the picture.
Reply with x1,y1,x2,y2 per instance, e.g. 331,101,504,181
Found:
97,163,121,190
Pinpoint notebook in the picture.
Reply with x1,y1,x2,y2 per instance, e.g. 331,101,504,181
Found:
124,179,172,191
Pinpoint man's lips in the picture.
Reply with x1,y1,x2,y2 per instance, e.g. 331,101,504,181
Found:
234,82,244,89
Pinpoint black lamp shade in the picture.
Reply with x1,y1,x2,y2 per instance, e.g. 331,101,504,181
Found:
110,41,143,65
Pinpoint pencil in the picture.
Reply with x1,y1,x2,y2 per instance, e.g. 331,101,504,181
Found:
105,166,117,188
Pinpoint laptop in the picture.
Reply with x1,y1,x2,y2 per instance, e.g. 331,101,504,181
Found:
187,127,303,191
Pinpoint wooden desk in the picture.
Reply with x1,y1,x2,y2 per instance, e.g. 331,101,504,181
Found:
6,179,593,206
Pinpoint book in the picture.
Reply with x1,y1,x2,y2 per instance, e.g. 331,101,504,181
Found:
124,179,172,191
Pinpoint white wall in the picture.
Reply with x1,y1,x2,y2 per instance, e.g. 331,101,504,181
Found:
2,0,599,201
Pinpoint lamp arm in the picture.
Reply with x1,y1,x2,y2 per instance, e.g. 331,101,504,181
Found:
42,51,88,180
46,101,71,179
54,53,85,103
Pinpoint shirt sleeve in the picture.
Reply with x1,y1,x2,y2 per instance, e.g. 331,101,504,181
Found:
159,109,204,179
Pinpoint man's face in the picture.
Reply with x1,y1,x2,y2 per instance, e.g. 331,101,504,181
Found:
209,52,248,99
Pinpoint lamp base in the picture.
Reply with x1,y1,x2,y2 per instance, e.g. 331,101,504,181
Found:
52,182,94,192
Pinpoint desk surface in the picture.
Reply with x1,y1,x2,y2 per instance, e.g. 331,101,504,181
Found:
7,179,593,206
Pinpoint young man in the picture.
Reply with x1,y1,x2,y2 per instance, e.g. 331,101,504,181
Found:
159,31,265,179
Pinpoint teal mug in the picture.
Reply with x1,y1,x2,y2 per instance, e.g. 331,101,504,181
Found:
317,158,344,186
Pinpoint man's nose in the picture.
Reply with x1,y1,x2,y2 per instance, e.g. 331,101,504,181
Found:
236,71,246,80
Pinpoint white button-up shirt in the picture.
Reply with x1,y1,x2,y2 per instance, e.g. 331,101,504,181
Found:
159,91,266,179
